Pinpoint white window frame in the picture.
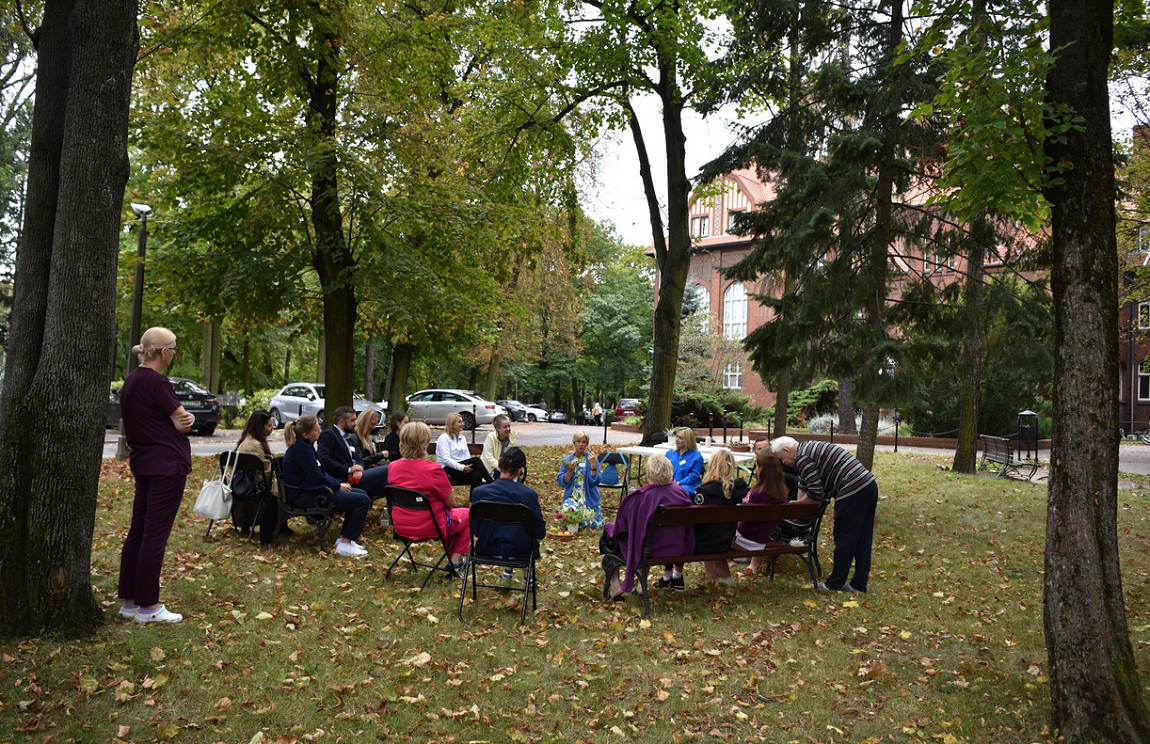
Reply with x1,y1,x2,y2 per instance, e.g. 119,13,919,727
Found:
1139,302,1150,330
727,211,742,234
722,283,747,339
691,215,710,239
1140,359,1150,402
723,362,742,390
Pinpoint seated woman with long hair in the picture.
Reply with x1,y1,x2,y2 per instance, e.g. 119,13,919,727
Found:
600,454,694,601
692,448,749,584
436,412,492,492
381,411,409,461
736,450,791,577
234,410,278,543
348,409,387,468
281,414,372,558
387,421,471,573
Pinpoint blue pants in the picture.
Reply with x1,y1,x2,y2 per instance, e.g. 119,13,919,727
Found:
291,487,371,541
356,463,388,498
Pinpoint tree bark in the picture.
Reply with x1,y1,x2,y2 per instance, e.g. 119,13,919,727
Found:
837,378,857,434
315,334,326,384
856,406,879,471
640,58,692,446
952,218,986,474
0,0,138,637
483,348,501,401
1044,1,1150,740
308,19,355,412
772,375,790,436
388,342,414,414
283,347,291,387
242,334,252,398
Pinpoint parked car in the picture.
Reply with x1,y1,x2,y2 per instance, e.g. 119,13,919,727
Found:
405,389,501,430
171,377,223,435
497,399,547,423
107,377,223,435
268,383,385,429
546,409,569,424
614,398,641,420
496,399,525,422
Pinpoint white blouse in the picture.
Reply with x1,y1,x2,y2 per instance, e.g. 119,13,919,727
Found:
435,433,471,471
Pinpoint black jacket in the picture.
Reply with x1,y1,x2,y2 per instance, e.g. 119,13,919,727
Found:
316,426,357,480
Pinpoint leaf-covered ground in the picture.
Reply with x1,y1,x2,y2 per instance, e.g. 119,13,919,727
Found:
4,449,1150,743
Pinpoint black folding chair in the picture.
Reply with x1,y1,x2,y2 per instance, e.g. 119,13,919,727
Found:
597,451,630,504
270,457,334,552
458,501,540,625
383,486,455,590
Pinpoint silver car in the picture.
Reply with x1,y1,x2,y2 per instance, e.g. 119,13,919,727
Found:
268,383,385,429
405,389,500,430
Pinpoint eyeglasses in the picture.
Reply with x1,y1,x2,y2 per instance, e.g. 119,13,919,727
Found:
164,346,179,353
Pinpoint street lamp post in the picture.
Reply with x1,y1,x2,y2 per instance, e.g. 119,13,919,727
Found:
118,203,151,460
126,202,151,374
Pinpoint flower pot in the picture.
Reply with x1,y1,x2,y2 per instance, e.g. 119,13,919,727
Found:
566,524,579,535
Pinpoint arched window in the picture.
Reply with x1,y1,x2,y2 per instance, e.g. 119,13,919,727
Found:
723,283,747,339
685,283,710,332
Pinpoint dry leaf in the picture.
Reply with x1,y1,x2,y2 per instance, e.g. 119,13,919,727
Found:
402,652,432,667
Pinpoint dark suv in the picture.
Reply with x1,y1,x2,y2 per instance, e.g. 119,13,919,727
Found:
107,377,221,435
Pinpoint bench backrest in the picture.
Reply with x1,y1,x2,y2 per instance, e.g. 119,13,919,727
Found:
981,435,1013,460
652,501,823,528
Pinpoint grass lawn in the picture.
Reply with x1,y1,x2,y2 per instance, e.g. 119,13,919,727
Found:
3,448,1150,743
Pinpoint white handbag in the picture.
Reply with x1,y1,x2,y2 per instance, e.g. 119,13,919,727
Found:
193,451,236,521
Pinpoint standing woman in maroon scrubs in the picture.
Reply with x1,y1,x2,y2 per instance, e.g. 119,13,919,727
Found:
116,327,196,624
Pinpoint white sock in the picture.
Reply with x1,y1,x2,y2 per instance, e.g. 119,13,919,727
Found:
662,570,673,581
672,570,683,579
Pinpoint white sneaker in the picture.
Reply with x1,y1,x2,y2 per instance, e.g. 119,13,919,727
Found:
118,604,138,619
335,541,367,557
351,540,369,554
134,605,183,624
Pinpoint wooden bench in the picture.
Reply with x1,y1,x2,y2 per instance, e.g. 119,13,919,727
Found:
631,500,828,617
979,435,1038,481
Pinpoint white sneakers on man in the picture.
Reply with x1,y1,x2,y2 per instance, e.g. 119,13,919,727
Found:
335,540,368,557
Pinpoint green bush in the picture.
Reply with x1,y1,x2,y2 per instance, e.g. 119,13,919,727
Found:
222,388,280,430
764,380,838,426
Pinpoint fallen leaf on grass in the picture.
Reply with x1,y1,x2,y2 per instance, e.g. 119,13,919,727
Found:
255,612,275,621
215,697,233,712
842,601,860,608
150,647,165,661
402,652,432,667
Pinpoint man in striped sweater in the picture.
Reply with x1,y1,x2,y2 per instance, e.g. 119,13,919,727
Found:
770,436,878,593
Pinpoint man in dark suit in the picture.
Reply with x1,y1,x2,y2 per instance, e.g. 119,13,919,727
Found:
317,406,388,498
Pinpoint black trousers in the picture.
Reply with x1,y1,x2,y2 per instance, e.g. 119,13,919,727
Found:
825,481,879,592
446,457,492,492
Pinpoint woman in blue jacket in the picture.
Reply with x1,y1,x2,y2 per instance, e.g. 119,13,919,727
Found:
670,427,704,495
557,430,602,528
282,414,372,558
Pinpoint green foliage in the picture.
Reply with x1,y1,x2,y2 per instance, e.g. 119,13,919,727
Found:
897,276,1054,438
764,379,838,427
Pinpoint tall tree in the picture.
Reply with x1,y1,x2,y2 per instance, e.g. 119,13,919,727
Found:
1043,0,1150,740
561,0,725,444
0,0,138,637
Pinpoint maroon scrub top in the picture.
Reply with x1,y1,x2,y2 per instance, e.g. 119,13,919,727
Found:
119,366,192,477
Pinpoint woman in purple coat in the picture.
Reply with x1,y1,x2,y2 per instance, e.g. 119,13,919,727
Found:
600,454,694,601
117,328,196,624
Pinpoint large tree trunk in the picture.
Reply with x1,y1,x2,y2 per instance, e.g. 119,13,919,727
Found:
242,334,252,398
855,0,901,473
0,0,138,637
483,348,501,401
772,375,790,436
952,218,987,474
387,342,414,414
639,61,691,446
308,20,355,411
837,378,857,434
1044,1,1150,740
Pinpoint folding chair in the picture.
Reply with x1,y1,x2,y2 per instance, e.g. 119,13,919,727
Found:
270,457,334,552
458,501,539,626
383,486,455,589
597,451,630,503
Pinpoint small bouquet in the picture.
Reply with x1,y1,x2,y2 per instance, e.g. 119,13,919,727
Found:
555,504,596,530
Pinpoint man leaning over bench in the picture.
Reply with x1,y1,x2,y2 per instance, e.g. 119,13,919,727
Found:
771,436,879,594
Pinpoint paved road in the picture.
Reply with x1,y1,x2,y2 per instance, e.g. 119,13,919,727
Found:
103,420,644,459
103,425,1150,476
